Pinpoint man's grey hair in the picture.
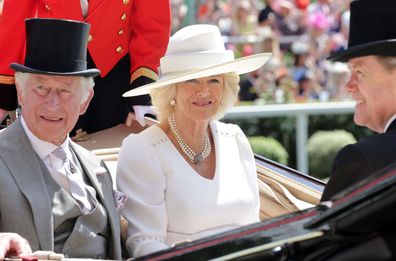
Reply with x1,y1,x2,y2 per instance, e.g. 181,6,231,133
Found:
150,72,240,122
14,72,94,103
376,56,396,72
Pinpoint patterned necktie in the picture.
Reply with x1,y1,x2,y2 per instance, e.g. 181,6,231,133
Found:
52,147,92,213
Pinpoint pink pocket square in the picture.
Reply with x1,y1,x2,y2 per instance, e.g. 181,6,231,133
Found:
113,190,128,210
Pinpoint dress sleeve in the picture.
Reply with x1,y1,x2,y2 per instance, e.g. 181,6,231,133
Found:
233,124,260,222
116,133,169,257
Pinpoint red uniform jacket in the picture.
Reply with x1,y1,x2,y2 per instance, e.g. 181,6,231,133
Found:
0,0,171,109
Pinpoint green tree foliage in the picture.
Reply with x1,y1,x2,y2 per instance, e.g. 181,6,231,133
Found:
248,136,289,165
307,130,356,180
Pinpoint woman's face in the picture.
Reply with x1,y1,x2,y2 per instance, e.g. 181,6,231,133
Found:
174,75,224,122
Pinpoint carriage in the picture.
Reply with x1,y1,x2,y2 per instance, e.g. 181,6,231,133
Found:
72,113,396,260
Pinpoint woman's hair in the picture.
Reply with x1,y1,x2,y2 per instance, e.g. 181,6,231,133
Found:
14,71,94,103
150,72,240,122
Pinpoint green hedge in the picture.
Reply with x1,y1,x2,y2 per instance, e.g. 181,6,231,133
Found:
222,114,373,170
248,136,289,165
308,130,356,179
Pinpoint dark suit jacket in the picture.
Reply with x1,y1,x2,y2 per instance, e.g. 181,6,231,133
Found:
321,119,396,201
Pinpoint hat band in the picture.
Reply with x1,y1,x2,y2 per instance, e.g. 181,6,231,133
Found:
160,51,234,75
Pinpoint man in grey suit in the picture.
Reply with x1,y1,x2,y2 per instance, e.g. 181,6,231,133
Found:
0,18,122,259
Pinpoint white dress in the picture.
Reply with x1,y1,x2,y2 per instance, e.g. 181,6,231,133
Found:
116,120,259,257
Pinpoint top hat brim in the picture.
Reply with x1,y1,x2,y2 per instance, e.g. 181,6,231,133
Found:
10,63,101,77
123,53,271,97
328,39,396,62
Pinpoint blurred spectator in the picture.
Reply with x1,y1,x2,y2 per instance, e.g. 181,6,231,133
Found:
239,70,260,102
258,0,275,28
325,61,351,101
273,0,305,49
289,40,311,78
171,0,188,33
293,68,322,102
231,0,257,36
274,66,296,103
307,0,332,15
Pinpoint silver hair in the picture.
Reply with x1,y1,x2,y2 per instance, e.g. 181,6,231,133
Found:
150,72,240,122
14,72,94,103
376,56,396,72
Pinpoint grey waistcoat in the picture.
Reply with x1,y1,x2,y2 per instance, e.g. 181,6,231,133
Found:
42,156,110,259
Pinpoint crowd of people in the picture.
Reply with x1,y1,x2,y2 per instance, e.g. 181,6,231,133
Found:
172,0,352,104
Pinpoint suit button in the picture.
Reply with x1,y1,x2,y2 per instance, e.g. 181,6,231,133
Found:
120,13,127,21
118,29,124,36
88,34,93,42
123,0,129,4
45,4,51,11
116,46,124,54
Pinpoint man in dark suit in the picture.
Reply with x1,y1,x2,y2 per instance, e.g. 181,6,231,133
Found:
321,0,396,201
0,19,122,259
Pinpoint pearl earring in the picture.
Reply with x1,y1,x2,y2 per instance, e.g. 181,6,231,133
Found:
170,99,176,106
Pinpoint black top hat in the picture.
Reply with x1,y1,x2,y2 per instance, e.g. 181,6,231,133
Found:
328,0,396,62
11,18,100,77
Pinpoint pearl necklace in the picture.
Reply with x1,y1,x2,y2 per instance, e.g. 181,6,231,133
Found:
168,113,211,164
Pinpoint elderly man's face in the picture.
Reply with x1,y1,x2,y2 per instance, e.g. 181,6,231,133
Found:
346,56,396,132
17,74,93,145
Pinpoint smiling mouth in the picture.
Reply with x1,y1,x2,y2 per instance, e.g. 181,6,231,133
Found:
41,116,63,121
193,101,212,106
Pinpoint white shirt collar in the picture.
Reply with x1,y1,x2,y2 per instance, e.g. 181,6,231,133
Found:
384,114,396,133
20,116,70,159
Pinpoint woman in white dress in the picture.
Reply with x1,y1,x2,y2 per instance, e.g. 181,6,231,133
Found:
117,24,272,258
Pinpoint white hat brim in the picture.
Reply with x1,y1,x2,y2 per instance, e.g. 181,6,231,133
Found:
123,53,272,97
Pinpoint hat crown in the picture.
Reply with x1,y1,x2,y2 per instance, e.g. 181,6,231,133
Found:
166,24,226,55
349,0,396,47
159,24,234,75
328,0,396,61
11,18,100,77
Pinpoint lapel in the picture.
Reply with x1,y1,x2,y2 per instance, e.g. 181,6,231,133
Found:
1,120,53,250
86,0,106,16
387,119,396,132
70,142,121,258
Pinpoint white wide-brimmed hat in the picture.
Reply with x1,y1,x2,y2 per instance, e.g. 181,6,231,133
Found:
123,24,271,97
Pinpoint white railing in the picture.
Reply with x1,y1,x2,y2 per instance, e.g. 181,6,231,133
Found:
224,101,356,174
